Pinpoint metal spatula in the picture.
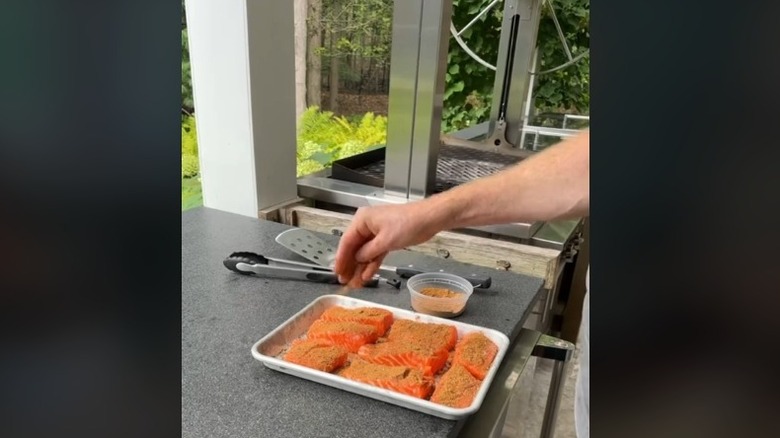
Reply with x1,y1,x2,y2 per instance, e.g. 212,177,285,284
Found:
275,228,492,289
275,228,338,267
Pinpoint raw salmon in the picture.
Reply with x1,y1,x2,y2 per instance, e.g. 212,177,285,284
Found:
452,331,498,380
283,338,348,372
307,319,380,353
338,358,433,399
430,363,481,408
320,306,394,336
387,319,458,352
357,341,449,376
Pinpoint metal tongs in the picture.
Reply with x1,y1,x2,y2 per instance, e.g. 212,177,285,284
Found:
223,252,402,289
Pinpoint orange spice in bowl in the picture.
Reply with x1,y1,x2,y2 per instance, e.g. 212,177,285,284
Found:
419,287,461,299
407,273,474,318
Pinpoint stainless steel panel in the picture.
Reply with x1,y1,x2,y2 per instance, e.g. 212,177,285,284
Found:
384,0,452,199
449,121,491,141
297,176,406,206
296,176,542,239
407,0,452,199
488,0,543,148
530,219,583,249
384,0,422,197
251,294,511,420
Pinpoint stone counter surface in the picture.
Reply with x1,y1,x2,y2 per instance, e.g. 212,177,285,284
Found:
182,207,543,438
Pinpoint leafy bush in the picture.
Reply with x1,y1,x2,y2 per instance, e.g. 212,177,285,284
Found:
182,28,194,114
443,0,589,132
182,115,199,178
182,176,203,211
534,0,589,112
443,0,504,132
181,111,202,210
296,107,387,177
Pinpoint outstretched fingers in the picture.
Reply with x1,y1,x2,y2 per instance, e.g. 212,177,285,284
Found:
334,219,373,283
361,255,386,282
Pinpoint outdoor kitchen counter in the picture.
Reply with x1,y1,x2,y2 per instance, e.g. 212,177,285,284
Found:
182,207,544,438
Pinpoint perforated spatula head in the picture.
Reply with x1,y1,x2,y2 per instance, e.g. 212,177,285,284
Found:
275,228,338,267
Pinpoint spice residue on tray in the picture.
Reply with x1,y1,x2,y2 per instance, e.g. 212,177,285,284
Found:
452,332,498,380
419,287,461,298
283,339,348,372
358,337,449,376
338,358,433,399
430,363,481,408
307,319,381,353
321,306,394,336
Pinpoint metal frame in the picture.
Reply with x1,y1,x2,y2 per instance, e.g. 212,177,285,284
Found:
384,0,453,199
486,0,543,150
458,329,575,438
296,172,545,240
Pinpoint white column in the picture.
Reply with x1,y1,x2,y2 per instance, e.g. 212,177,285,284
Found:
185,0,298,218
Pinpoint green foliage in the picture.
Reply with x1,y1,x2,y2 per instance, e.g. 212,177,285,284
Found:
182,28,194,113
318,0,393,89
182,115,199,178
181,107,202,209
443,0,504,132
320,0,392,58
443,0,589,131
182,176,203,211
534,0,589,112
296,107,387,176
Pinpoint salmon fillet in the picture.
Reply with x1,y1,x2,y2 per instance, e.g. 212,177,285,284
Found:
307,319,380,353
357,341,449,376
430,363,481,408
320,306,394,336
338,358,434,399
387,319,458,352
283,338,348,372
452,331,498,380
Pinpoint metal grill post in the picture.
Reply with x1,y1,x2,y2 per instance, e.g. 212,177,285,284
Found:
384,0,452,199
487,0,543,150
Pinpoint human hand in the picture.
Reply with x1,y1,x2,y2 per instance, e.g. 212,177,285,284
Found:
333,203,442,288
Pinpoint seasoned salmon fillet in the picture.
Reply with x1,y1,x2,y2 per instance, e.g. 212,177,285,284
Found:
430,364,481,408
338,358,433,399
320,306,394,336
306,319,380,353
387,319,458,352
357,341,449,376
283,339,348,372
452,331,498,380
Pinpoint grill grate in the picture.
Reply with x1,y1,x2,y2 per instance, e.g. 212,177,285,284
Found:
342,145,522,192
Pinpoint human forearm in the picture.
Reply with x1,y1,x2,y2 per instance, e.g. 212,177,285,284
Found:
422,130,590,230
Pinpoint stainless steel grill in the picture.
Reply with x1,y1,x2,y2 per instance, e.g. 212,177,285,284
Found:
335,145,522,193
295,0,587,242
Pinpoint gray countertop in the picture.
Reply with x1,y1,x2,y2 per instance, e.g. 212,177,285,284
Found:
182,207,544,438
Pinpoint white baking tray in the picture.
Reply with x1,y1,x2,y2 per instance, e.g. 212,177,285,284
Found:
251,295,510,420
